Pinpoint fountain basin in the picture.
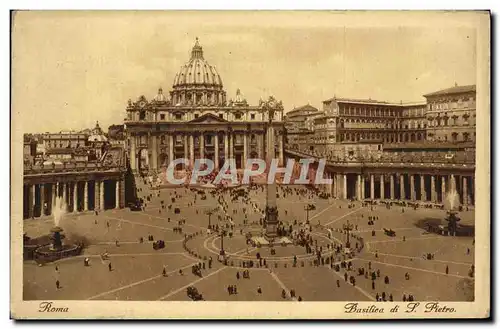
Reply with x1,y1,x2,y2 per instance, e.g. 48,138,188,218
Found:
34,244,83,263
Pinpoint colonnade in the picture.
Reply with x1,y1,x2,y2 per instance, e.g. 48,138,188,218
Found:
322,172,475,206
23,178,125,219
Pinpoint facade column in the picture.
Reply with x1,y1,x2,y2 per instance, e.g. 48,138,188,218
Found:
356,175,361,200
73,182,78,212
214,133,219,169
224,132,229,161
84,181,88,211
332,174,337,198
40,184,45,217
370,174,375,200
463,176,468,206
431,175,436,202
189,135,194,166
100,180,105,211
115,180,120,209
243,132,247,169
361,176,365,200
441,176,446,204
390,175,395,199
130,135,136,173
399,174,405,200
410,175,416,201
62,183,67,211
184,134,189,160
257,133,263,159
169,134,174,164
151,134,158,171
229,132,234,160
420,175,426,201
120,178,125,208
199,132,205,159
380,175,385,200
278,132,284,166
343,174,347,200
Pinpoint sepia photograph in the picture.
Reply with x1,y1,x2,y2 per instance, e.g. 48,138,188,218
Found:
10,10,490,319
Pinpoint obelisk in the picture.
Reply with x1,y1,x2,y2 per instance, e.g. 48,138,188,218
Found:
264,105,279,239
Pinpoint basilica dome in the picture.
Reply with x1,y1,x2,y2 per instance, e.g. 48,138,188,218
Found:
170,38,226,106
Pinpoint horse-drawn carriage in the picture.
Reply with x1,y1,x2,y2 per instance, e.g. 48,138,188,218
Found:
186,286,203,301
383,228,396,237
153,240,165,250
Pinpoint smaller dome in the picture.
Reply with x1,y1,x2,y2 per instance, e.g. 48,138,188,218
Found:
153,87,167,103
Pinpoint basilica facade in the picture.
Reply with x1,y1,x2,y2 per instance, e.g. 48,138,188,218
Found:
124,39,285,174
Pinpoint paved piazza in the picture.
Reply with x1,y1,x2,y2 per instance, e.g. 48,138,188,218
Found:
24,180,475,302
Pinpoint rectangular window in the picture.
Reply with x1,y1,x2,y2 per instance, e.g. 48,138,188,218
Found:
160,114,165,120
251,113,255,120
175,114,182,120
235,113,242,120
219,114,224,119
194,114,199,119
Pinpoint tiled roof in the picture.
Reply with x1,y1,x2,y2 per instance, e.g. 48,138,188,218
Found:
423,85,476,97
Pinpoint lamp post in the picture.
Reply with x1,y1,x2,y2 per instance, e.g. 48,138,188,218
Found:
219,229,226,256
204,208,217,229
304,203,315,224
343,220,354,248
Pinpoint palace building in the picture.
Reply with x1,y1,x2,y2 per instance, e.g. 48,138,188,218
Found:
124,38,285,174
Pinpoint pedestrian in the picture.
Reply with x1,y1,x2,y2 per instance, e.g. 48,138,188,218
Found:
236,272,240,280
372,281,375,290
257,286,262,294
403,294,407,302
108,263,112,271
337,280,340,288
445,265,449,275
56,280,60,289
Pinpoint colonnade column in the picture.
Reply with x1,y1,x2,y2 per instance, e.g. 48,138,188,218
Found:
115,180,120,209
380,175,385,200
420,175,426,201
130,135,136,173
100,180,105,211
410,175,416,201
120,178,125,208
390,175,395,199
463,176,468,206
169,134,174,164
84,181,88,211
189,135,194,166
94,181,100,211
199,132,205,159
243,133,247,169
370,174,374,199
431,175,437,202
28,185,34,218
399,174,405,200
62,183,67,211
441,176,446,203
39,184,45,217
214,133,219,169
73,182,78,212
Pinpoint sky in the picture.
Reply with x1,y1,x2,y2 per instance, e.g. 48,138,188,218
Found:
12,11,479,134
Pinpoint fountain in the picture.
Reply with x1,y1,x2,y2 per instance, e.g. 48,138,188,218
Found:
444,190,461,236
33,196,83,263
